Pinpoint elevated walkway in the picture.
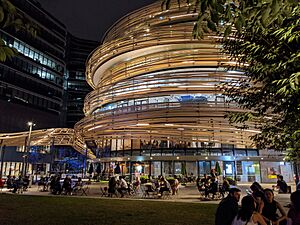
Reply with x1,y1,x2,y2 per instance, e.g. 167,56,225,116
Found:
0,128,95,158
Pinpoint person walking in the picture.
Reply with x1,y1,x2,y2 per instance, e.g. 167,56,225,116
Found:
215,187,241,225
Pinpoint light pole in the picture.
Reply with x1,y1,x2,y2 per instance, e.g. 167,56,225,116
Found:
23,121,35,176
82,144,87,178
0,140,6,179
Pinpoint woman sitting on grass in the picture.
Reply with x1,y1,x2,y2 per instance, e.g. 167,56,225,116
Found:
262,189,287,225
231,195,267,225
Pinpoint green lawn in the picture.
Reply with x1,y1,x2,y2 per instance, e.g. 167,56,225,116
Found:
0,194,217,225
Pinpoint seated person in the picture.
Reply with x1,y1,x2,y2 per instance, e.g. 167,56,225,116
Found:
38,177,47,191
222,178,230,191
219,178,230,198
117,176,129,197
12,175,23,193
276,175,288,193
287,190,300,225
73,177,83,192
23,176,30,191
262,189,287,225
205,177,218,199
250,182,265,213
158,176,171,196
62,176,72,195
108,176,117,197
197,174,210,192
51,176,62,195
6,176,14,189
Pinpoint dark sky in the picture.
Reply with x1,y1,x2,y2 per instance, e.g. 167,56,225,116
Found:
36,0,157,41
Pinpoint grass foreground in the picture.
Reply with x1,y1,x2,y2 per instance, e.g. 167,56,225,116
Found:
0,193,217,225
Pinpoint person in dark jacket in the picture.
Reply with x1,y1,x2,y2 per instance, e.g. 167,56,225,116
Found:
287,190,300,225
215,187,241,225
276,175,288,193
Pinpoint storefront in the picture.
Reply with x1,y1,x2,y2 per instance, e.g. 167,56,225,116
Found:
95,154,294,183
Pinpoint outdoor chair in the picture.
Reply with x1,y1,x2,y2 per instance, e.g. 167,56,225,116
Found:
16,184,24,194
161,190,172,199
73,184,89,196
144,184,158,198
140,185,148,198
100,187,108,197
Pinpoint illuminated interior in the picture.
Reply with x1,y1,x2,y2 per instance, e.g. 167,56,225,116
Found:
75,1,258,153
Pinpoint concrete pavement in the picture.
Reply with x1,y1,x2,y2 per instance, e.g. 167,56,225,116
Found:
1,182,295,208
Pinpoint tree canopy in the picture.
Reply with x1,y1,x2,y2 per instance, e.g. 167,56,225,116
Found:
162,0,300,160
0,0,36,61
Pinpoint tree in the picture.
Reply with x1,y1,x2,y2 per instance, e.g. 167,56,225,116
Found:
162,0,300,160
223,11,300,161
0,0,36,61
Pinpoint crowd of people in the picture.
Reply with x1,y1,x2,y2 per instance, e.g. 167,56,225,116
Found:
215,181,300,225
196,169,230,199
4,175,30,193
106,174,180,198
47,175,86,195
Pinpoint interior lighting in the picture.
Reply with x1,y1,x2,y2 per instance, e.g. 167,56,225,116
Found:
88,125,103,131
182,61,195,64
136,123,149,126
176,156,179,159
165,124,174,126
178,85,207,88
136,165,143,171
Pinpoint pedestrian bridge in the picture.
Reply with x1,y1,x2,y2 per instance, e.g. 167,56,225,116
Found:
0,128,95,159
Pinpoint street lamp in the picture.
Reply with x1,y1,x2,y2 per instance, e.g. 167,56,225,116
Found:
81,144,88,178
23,121,35,176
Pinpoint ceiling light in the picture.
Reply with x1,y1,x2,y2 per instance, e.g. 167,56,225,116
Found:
136,123,149,126
165,124,174,126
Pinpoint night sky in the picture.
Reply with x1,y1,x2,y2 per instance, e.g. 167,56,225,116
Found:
36,0,157,41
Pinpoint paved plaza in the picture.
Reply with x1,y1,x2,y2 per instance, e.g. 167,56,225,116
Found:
1,182,295,209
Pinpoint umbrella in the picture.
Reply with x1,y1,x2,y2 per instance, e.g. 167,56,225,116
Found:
181,162,187,175
215,161,222,176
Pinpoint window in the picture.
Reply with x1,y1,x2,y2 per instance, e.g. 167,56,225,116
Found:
247,150,258,156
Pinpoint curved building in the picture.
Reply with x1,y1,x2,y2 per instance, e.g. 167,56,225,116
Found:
74,1,284,181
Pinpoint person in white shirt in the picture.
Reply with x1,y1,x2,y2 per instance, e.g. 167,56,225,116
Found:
117,176,128,197
172,175,180,195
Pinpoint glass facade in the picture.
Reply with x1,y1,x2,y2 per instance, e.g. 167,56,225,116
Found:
0,0,67,132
